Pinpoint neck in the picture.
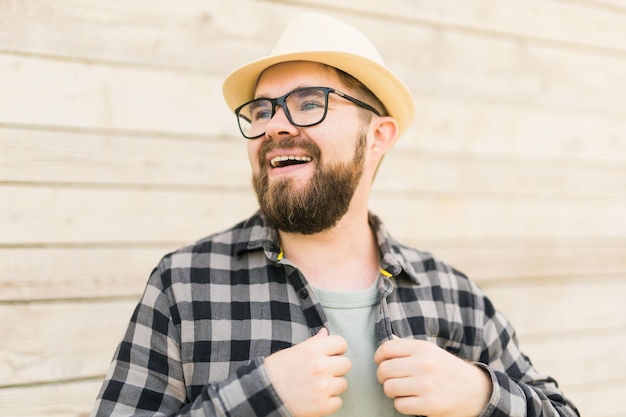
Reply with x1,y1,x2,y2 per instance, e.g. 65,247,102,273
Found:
278,204,380,291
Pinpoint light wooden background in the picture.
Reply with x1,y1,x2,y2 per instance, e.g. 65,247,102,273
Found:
1,1,625,416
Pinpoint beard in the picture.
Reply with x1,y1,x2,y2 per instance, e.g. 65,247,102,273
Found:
253,133,367,235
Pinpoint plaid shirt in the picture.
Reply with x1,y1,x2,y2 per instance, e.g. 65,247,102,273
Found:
92,211,579,417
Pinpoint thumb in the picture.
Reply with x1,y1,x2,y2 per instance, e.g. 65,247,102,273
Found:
391,334,400,340
315,327,329,337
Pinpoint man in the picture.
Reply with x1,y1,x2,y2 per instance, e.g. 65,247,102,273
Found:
92,12,579,417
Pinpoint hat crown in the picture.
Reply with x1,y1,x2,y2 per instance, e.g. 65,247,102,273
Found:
270,13,384,65
222,12,415,138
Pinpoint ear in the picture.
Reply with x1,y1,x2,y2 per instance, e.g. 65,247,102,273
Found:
368,116,399,158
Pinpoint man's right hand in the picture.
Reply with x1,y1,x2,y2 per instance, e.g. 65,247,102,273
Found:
264,327,351,417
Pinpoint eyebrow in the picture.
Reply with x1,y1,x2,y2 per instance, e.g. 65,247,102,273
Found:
247,100,263,110
254,84,314,99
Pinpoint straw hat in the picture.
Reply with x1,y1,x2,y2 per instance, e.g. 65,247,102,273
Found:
222,12,415,138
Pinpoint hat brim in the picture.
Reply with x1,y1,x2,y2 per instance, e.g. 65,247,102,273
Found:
222,51,415,138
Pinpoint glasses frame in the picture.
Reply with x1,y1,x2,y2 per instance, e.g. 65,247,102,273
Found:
234,86,381,139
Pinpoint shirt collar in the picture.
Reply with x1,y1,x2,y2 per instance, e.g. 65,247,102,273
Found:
233,210,282,261
368,213,421,285
234,210,421,285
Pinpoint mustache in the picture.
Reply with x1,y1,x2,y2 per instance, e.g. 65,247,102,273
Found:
258,136,322,168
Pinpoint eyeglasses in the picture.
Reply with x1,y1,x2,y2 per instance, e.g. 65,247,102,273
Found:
234,86,381,139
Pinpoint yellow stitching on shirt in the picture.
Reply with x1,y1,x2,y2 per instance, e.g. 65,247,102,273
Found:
379,268,392,277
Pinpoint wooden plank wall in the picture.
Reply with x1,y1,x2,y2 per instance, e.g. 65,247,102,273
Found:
1,1,625,416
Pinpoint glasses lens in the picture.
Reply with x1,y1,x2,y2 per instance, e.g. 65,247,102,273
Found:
235,88,329,139
286,88,328,126
237,99,273,138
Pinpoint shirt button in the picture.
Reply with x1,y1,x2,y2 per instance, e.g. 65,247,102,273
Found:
298,289,309,299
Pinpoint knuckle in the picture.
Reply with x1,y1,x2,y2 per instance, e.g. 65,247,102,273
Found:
342,357,352,372
311,360,330,375
313,377,331,394
324,396,342,414
337,377,348,394
336,336,348,351
394,398,412,414
382,379,396,397
377,360,389,377
378,342,392,356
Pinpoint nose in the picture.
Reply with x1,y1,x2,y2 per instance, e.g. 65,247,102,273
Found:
264,104,299,139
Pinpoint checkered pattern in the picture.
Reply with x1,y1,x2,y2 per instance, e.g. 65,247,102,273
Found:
91,211,579,417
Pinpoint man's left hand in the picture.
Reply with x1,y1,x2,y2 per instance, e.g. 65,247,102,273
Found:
374,337,492,417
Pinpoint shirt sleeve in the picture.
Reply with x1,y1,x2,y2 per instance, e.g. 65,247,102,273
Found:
475,294,580,417
90,264,290,417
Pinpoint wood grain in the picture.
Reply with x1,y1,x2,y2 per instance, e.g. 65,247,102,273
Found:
0,379,101,417
1,1,624,415
0,300,135,387
3,127,625,196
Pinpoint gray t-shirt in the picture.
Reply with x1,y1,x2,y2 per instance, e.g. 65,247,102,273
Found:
313,278,403,417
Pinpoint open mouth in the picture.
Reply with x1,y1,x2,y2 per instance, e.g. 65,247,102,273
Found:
270,155,313,168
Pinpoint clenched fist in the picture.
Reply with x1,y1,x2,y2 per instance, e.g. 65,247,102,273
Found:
265,328,352,417
375,336,492,417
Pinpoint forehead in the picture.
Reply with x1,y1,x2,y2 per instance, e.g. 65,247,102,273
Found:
254,61,346,97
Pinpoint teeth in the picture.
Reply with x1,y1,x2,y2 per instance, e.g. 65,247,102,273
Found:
270,155,312,168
